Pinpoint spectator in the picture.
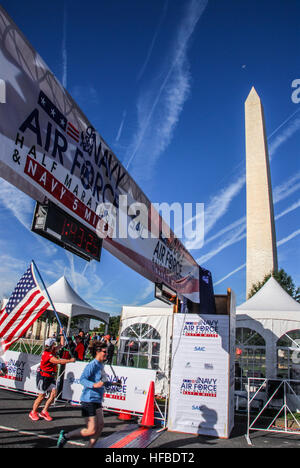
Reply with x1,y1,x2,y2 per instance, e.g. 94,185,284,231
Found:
74,335,85,361
59,337,75,360
128,340,137,366
84,332,90,352
103,335,114,365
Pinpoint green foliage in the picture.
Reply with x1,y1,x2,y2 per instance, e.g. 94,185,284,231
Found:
92,315,120,337
92,323,105,333
108,315,121,337
248,268,300,302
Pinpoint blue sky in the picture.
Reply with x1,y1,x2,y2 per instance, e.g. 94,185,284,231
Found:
0,0,299,317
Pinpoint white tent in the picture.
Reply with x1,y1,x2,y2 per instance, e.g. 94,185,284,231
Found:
236,276,300,379
45,276,110,333
119,299,173,395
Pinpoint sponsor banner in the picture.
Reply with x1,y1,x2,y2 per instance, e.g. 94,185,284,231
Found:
180,377,217,397
181,318,220,338
62,362,156,413
0,351,156,414
0,6,200,302
168,314,233,437
0,350,40,394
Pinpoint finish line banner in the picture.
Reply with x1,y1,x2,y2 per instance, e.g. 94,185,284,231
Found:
0,6,200,302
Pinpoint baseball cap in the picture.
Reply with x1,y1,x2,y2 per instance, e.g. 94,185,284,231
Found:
45,338,56,347
104,335,111,340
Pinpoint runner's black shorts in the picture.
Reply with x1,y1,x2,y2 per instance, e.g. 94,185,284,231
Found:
81,402,103,417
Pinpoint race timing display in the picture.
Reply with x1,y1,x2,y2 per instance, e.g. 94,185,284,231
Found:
32,201,102,262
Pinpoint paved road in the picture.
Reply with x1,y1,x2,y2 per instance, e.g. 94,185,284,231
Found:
0,388,300,449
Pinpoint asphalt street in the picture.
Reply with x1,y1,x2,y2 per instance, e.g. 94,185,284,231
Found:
0,388,300,449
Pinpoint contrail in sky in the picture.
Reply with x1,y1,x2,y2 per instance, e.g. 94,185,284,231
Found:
136,0,169,82
214,264,246,286
267,107,300,140
125,0,208,174
115,110,127,142
214,222,300,287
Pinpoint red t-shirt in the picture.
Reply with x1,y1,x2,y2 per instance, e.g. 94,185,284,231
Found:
61,349,71,359
75,342,85,361
40,350,57,377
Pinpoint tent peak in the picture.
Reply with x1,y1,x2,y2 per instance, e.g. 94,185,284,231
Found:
47,275,93,308
45,275,109,323
143,299,173,308
238,276,300,312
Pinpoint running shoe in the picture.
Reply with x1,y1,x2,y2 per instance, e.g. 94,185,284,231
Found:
57,430,68,448
29,411,40,421
39,410,53,421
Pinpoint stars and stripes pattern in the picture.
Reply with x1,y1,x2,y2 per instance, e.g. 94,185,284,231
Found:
38,90,80,143
66,121,80,142
38,91,67,131
0,263,50,354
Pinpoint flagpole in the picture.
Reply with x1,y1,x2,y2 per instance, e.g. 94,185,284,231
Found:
31,260,72,356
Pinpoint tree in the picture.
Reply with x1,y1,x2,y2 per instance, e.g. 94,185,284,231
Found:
92,315,121,337
108,315,121,337
92,323,105,333
248,268,300,302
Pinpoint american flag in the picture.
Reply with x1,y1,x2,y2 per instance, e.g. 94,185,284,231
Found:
0,263,50,354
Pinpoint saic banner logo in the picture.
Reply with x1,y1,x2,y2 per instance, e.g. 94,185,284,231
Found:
183,319,219,337
180,377,217,397
134,386,147,395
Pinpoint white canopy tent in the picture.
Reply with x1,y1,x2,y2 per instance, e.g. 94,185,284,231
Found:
236,276,300,379
45,276,110,334
119,299,173,395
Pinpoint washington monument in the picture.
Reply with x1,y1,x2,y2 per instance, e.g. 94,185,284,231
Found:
245,87,278,298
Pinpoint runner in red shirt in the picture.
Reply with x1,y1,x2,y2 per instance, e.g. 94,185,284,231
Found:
29,336,75,422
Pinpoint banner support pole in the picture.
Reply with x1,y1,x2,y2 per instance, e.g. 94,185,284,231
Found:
31,260,71,352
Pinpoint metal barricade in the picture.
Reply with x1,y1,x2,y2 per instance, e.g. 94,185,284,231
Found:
9,337,43,356
246,377,300,445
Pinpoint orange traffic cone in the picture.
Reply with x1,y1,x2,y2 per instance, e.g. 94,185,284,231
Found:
140,381,155,427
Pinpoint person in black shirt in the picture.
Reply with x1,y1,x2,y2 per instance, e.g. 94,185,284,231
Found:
103,335,114,365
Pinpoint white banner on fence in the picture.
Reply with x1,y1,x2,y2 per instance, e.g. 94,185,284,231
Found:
168,314,234,438
62,362,156,413
0,351,156,414
0,350,40,394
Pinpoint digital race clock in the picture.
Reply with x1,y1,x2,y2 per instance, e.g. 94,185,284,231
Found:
31,201,102,262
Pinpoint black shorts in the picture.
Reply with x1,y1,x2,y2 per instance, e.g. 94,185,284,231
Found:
81,402,103,417
37,375,56,393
